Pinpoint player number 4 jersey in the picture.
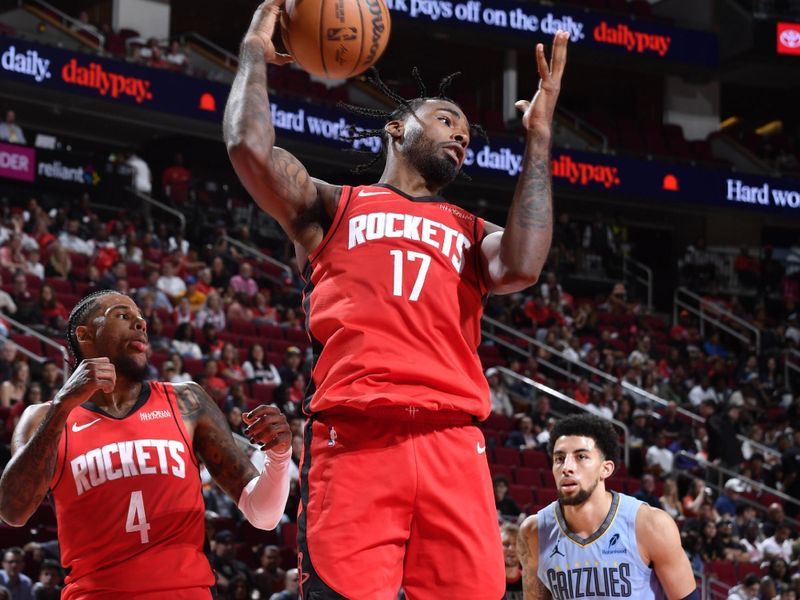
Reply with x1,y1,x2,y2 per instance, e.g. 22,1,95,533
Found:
302,184,491,418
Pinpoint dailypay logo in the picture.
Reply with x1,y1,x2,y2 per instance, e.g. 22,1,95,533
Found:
0,45,51,82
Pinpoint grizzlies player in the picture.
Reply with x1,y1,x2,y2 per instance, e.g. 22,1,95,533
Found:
518,414,698,599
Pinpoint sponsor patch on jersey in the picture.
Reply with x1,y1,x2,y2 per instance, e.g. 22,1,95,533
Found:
139,409,171,421
601,532,627,554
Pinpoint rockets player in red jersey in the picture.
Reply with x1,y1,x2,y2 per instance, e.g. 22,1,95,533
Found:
0,290,292,599
224,1,568,598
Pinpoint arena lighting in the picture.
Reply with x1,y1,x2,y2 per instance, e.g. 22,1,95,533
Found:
719,116,740,130
755,120,782,136
662,174,679,191
777,22,800,55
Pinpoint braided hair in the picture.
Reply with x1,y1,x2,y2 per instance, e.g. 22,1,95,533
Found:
66,289,119,365
339,68,488,176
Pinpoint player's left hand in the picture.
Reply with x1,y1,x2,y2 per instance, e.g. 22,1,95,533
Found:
243,405,291,454
515,31,569,140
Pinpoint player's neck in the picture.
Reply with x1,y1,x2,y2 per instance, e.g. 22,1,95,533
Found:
379,158,442,198
91,378,144,416
561,488,613,539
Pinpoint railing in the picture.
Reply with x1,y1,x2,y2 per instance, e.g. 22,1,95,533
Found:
222,236,292,283
128,188,187,233
22,0,105,49
622,254,653,313
0,334,46,365
673,286,760,352
675,450,800,526
0,312,71,377
556,106,609,153
181,32,238,71
497,367,631,467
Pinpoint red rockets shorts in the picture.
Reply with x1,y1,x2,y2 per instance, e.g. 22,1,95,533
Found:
297,407,505,600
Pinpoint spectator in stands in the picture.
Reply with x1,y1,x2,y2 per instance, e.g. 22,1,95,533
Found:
760,523,794,562
157,261,186,303
242,344,281,386
44,244,71,281
726,573,760,600
31,558,61,600
645,430,674,477
38,361,60,403
759,576,777,600
200,323,224,360
658,478,683,520
219,343,246,383
781,430,800,518
681,237,716,287
739,521,764,563
162,152,192,204
716,478,746,517
137,271,173,311
203,359,229,405
0,233,26,272
147,316,172,354
767,558,791,590
183,276,206,314
196,292,226,331
173,296,193,326
656,400,688,442
277,347,303,384
71,10,99,36
699,519,723,562
37,284,68,334
582,214,617,273
486,368,513,417
506,416,537,451
734,247,760,289
124,150,152,195
0,360,28,407
707,400,745,467
57,220,94,256
208,530,251,593
210,256,231,290
632,473,661,508
171,322,203,359
688,375,718,407
226,406,245,437
0,547,32,599
0,273,17,316
253,545,285,599
492,475,521,520
598,282,636,316
165,41,189,72
268,569,299,600
500,522,523,598
229,263,259,300
762,502,788,538
0,110,25,145
167,354,193,384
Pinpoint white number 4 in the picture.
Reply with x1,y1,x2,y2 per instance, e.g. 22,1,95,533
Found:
126,490,151,544
390,250,431,302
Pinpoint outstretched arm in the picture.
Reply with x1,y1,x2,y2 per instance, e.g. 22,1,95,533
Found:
480,32,569,295
223,0,339,245
518,515,553,599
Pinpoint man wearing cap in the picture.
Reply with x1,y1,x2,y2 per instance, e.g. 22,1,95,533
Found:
278,347,303,384
717,478,746,517
209,529,251,593
183,276,207,314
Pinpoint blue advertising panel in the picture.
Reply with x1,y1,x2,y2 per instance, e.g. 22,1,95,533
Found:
385,0,718,67
0,38,229,122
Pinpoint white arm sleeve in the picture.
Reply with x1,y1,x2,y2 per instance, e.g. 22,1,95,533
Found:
237,447,292,530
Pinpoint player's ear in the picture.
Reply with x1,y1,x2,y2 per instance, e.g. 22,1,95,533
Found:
601,459,615,480
74,325,93,343
385,119,404,141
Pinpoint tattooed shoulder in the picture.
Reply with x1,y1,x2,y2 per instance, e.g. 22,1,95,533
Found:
173,382,206,420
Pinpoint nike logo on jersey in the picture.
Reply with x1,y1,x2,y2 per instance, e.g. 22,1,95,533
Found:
72,418,101,433
358,190,392,197
477,443,487,454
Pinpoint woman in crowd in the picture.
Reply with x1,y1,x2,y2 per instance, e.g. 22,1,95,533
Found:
659,478,684,520
0,360,29,407
242,343,281,387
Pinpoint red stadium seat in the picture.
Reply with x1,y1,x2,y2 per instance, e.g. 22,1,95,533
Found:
520,450,549,470
489,464,514,482
705,560,737,587
492,447,520,466
10,333,42,356
514,467,542,487
534,488,558,505
508,485,534,506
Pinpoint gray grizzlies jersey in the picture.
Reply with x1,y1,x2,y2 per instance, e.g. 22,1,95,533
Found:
537,491,665,600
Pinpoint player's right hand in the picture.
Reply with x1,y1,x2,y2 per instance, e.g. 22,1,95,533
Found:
245,0,294,66
53,358,116,409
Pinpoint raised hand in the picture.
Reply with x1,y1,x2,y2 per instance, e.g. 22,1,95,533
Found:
515,31,569,140
243,405,292,454
54,357,116,409
244,0,294,65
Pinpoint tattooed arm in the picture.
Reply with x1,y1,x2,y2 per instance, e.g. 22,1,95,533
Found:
0,358,117,525
480,32,569,295
223,0,340,250
518,515,553,600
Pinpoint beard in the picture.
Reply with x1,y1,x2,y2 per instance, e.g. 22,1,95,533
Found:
114,352,149,382
403,127,460,189
558,478,599,506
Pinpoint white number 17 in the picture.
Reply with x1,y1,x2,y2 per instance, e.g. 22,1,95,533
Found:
390,250,431,302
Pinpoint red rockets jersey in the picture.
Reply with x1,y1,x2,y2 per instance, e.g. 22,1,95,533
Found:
51,382,214,598
303,184,491,419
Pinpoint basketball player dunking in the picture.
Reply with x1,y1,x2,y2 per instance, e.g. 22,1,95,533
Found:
518,414,698,600
0,291,292,599
225,1,568,598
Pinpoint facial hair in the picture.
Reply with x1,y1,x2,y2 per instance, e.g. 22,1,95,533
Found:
114,352,149,382
558,477,599,506
403,126,459,189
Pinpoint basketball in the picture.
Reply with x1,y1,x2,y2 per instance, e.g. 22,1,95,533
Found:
280,0,391,80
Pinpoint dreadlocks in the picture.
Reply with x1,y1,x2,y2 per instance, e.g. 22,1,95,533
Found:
338,68,488,177
66,289,119,365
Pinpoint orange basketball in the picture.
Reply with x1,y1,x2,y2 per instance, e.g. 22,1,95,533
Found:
280,0,391,80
